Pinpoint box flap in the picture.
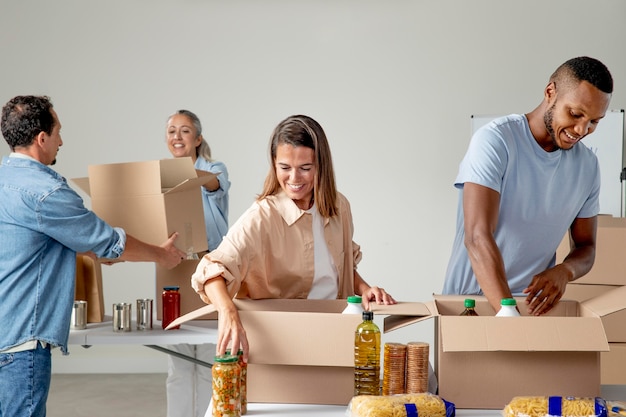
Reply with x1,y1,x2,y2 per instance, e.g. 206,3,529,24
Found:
440,316,609,352
86,158,198,197
72,177,91,196
581,285,626,317
164,173,217,194
379,301,435,332
158,157,197,189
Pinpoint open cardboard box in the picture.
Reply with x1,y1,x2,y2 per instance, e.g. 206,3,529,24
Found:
385,294,617,409
166,299,430,405
167,293,620,408
556,215,626,285
72,157,214,254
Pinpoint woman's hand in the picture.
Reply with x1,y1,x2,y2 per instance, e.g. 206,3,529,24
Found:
215,304,250,362
361,286,397,311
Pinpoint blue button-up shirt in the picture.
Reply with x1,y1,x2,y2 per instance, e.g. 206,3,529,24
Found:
0,155,125,353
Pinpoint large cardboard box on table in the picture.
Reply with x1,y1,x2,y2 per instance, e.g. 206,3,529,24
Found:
556,215,626,285
384,294,619,410
72,157,213,254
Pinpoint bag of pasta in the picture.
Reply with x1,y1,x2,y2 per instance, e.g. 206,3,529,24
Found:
347,392,455,417
503,396,608,417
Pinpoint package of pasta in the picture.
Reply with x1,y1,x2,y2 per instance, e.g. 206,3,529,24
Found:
503,396,608,417
347,392,456,417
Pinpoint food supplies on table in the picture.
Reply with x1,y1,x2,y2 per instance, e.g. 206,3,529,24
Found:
347,392,455,417
503,396,608,417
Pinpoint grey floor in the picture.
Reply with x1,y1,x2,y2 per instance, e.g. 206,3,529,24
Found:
48,374,167,417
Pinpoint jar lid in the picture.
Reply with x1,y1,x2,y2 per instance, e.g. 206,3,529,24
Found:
464,298,476,308
500,298,517,306
163,286,180,291
347,296,362,304
213,354,238,363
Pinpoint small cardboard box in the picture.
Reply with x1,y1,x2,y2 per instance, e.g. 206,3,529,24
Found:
385,295,614,410
601,343,626,384
556,215,626,285
73,157,213,253
155,259,216,320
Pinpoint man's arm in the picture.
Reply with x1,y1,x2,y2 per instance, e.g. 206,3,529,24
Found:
118,233,186,270
463,182,512,313
524,216,597,315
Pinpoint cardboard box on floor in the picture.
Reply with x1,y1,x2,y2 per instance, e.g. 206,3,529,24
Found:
72,157,214,254
556,215,626,285
166,294,620,409
384,295,614,409
155,258,217,320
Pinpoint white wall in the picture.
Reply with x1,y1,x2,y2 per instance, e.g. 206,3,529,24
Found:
1,0,625,373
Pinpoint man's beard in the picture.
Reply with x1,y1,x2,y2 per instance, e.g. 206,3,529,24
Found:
543,103,562,151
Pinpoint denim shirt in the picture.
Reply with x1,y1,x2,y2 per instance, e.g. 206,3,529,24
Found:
195,158,230,251
0,155,126,354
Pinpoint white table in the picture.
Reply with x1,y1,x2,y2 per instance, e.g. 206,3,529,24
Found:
202,402,502,417
69,316,218,366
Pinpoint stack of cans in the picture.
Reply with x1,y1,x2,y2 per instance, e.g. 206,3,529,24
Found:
406,341,429,394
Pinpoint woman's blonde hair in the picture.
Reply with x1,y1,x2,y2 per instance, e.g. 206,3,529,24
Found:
258,115,338,218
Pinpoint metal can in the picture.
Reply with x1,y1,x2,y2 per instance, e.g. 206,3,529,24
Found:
112,303,132,332
161,286,180,329
136,298,153,330
212,354,241,417
71,300,88,330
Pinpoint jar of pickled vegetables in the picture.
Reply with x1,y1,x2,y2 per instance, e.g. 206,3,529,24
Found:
212,354,241,417
236,350,247,415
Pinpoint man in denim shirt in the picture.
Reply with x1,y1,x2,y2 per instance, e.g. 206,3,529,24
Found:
0,95,187,417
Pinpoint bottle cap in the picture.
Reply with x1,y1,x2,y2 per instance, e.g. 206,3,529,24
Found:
362,310,374,321
163,286,180,291
501,298,517,306
347,296,363,304
464,299,476,308
213,354,238,363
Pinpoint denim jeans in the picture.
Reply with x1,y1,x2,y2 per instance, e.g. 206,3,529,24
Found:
0,343,51,417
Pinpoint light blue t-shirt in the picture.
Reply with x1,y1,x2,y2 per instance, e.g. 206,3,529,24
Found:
442,114,600,295
195,158,230,251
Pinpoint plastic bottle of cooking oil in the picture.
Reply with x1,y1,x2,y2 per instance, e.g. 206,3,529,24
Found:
354,310,381,396
460,298,479,316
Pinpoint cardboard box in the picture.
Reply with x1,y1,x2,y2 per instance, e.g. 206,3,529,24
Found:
385,295,614,409
166,299,430,405
563,283,619,302
556,215,626,285
155,259,216,320
73,157,213,253
601,343,626,384
168,294,620,409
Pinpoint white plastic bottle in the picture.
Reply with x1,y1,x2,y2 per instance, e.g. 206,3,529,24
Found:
342,296,364,314
495,298,520,317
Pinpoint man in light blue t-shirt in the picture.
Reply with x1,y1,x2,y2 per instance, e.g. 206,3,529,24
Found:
443,56,614,316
